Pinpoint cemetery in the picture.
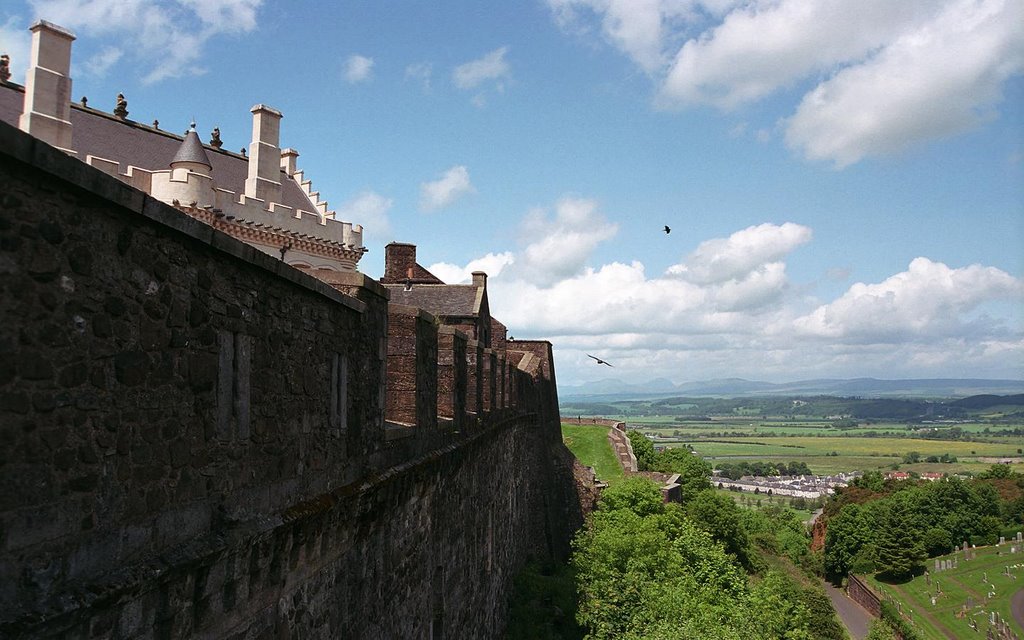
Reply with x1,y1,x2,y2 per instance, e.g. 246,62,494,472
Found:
868,533,1024,639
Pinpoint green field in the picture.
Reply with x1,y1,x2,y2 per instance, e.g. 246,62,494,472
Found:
561,423,625,484
867,544,1024,639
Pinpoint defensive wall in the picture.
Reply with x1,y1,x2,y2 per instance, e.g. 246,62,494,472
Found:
0,120,586,638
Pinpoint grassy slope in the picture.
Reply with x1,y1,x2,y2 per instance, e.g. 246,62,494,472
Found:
561,423,625,484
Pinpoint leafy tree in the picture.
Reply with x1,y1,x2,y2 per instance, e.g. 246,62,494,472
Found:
652,448,711,503
903,451,921,464
875,496,926,580
627,430,656,471
980,463,1013,479
598,476,665,517
922,527,952,557
686,491,753,569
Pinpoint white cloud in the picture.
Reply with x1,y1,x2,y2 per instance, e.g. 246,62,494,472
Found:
344,54,374,84
658,0,939,109
514,197,618,287
80,45,122,77
453,46,510,90
337,191,393,239
27,0,263,84
791,257,1024,342
441,213,1023,383
784,0,1024,167
405,61,432,91
666,222,811,284
427,252,516,284
419,165,474,212
0,16,32,83
548,0,702,72
551,0,1024,167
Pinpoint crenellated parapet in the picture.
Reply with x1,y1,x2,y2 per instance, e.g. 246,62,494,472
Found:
82,149,366,271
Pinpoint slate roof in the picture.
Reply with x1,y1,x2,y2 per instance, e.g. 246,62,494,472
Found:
0,82,318,215
171,126,212,169
385,284,482,318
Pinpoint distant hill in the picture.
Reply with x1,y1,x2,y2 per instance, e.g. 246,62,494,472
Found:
559,377,1024,400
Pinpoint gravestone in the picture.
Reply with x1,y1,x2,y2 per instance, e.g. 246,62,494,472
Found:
936,559,942,572
1000,536,1005,546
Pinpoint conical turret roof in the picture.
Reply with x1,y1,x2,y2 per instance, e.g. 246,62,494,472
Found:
170,123,212,170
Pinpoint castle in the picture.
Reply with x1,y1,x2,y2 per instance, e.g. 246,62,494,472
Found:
0,20,586,639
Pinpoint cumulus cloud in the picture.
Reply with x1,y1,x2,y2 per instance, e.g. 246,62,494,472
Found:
791,257,1024,342
784,0,1024,167
550,0,1024,167
419,165,474,212
549,0,694,73
337,191,393,239
427,252,516,284
344,54,373,84
453,46,510,90
667,222,811,284
27,0,263,83
438,213,1022,383
513,197,619,287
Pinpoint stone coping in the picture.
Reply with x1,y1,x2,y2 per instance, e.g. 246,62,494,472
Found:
0,119,365,314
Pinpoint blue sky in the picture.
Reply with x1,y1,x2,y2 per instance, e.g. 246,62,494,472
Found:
2,0,1022,387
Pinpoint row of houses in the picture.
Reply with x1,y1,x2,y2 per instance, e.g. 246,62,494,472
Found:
714,472,860,499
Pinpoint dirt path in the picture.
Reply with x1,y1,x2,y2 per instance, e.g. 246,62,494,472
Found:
823,582,872,640
886,581,958,639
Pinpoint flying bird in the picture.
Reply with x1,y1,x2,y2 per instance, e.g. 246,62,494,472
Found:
587,354,613,367
664,225,671,234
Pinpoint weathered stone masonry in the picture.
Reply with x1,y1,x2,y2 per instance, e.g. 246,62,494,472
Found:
0,120,585,639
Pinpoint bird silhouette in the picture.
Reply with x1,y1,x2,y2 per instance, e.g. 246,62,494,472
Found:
587,354,613,367
664,225,671,234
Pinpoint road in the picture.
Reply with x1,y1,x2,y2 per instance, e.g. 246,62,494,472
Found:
823,582,873,640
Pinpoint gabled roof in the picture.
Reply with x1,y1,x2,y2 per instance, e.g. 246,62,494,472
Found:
386,284,483,318
0,82,317,215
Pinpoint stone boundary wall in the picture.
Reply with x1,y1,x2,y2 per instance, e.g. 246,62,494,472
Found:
847,575,882,618
0,120,585,639
607,422,638,473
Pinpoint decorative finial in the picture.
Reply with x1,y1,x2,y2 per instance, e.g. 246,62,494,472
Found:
210,127,222,149
80,96,88,107
0,54,10,83
240,147,246,157
189,120,197,131
152,119,159,129
113,93,128,119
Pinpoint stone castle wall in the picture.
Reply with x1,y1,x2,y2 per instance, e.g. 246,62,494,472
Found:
0,121,584,638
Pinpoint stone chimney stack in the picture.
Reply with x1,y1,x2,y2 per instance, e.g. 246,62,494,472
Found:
472,271,487,289
19,20,75,153
383,242,417,283
244,104,283,204
280,148,299,176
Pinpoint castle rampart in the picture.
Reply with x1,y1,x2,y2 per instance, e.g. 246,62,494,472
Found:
0,120,585,638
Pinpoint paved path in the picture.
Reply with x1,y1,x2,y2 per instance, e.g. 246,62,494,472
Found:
823,582,873,640
1012,588,1024,632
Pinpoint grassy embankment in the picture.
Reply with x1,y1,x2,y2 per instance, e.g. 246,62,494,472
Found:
560,423,625,484
866,544,1024,639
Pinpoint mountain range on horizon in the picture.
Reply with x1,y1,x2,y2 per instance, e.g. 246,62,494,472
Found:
559,377,1024,399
